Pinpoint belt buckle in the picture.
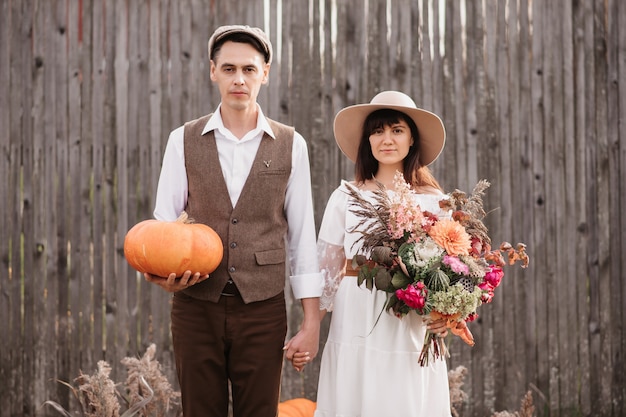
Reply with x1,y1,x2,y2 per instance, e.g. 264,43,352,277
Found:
221,280,238,297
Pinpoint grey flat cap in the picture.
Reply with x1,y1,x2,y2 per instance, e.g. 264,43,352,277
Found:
208,25,273,64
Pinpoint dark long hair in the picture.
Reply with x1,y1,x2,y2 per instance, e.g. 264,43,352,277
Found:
354,109,442,191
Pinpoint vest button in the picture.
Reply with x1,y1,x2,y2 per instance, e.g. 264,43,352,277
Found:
232,218,238,224
230,242,237,249
229,266,236,273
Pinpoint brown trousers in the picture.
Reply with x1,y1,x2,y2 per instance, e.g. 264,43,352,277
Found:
171,291,287,417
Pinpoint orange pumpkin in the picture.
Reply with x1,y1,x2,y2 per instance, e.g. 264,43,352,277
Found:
124,212,223,277
277,398,316,417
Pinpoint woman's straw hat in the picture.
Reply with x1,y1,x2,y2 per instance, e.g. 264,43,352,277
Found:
333,91,446,166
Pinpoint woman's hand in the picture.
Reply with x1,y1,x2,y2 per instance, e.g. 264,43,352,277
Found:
144,270,208,292
289,351,312,373
427,317,449,338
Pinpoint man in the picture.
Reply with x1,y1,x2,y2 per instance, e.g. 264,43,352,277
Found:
145,25,323,417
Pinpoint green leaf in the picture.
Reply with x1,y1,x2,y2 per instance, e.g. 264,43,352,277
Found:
374,269,393,291
391,271,411,289
371,246,393,265
353,255,367,267
396,243,416,275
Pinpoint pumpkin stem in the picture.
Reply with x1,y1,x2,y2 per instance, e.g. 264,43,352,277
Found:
175,211,196,224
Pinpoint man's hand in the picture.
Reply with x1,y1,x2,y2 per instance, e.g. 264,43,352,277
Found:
144,270,209,292
283,297,321,372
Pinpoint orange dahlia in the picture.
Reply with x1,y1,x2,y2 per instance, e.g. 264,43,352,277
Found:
427,219,472,256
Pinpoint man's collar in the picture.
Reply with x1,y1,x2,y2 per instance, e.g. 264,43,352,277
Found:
203,103,276,139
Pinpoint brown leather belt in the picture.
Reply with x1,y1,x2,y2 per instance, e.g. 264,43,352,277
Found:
221,279,240,296
345,259,360,277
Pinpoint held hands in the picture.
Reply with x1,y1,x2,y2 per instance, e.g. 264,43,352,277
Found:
144,270,209,292
283,322,320,373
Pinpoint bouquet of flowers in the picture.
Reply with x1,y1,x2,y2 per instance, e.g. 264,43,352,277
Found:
345,172,529,366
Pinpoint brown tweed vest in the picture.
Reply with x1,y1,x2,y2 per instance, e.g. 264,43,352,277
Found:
180,113,294,303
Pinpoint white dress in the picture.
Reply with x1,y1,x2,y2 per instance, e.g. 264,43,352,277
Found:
315,181,452,417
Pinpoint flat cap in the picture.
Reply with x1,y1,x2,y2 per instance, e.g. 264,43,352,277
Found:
208,25,273,64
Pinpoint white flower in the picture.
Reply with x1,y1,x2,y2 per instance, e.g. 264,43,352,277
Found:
413,237,444,267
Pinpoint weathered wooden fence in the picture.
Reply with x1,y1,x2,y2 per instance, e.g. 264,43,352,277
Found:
1,0,624,416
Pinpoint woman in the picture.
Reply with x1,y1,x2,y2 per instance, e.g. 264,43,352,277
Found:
308,91,452,416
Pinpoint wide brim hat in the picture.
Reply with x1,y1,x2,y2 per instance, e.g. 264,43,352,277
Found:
333,91,446,166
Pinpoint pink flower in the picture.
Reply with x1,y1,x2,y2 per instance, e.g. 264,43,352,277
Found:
484,265,504,288
478,281,494,304
420,211,439,233
389,203,425,239
396,283,427,311
443,255,470,275
478,281,495,303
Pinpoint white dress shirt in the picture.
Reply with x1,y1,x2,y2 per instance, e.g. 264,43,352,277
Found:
153,104,323,299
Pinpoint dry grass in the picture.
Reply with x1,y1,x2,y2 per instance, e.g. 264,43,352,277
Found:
448,365,536,417
44,349,533,417
43,344,180,417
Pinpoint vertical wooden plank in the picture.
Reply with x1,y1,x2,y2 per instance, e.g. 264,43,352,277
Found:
37,2,63,408
606,0,624,410
103,0,120,373
572,0,591,414
80,0,96,375
66,0,85,391
583,0,607,414
158,0,173,141
430,0,443,119
542,1,563,413
306,0,323,400
167,0,183,127
463,0,478,188
501,1,521,408
617,0,626,412
508,0,536,411
591,0,612,414
188,0,210,119
479,0,500,413
365,0,386,93
529,0,550,413
90,0,105,362
311,0,339,223
492,0,518,411
307,0,325,222
388,0,410,94
419,0,432,109
449,0,468,191
17,0,36,412
113,0,131,367
442,0,469,377
0,0,11,408
31,0,55,409
147,0,168,359
128,0,151,355
278,0,293,124
177,0,194,121
0,0,16,414
282,0,311,402
558,0,579,412
464,1,487,414
124,0,140,354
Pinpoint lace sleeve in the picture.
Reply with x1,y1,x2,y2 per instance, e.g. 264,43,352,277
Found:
317,239,347,312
